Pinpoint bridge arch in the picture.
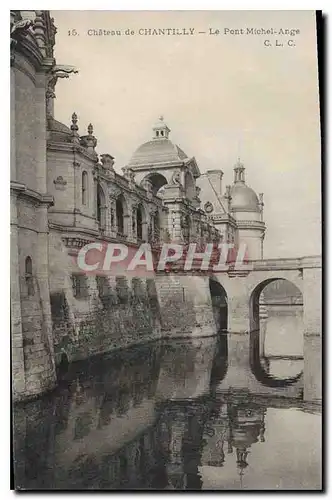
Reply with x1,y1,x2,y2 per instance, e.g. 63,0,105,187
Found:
209,277,228,384
209,277,228,332
249,277,304,387
249,277,303,334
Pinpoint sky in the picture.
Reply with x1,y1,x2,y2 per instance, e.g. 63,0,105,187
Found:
52,10,321,258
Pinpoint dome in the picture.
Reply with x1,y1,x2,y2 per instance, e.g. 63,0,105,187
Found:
128,138,188,167
230,183,260,212
48,118,72,143
128,117,189,167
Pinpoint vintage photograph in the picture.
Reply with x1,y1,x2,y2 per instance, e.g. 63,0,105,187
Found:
10,10,322,490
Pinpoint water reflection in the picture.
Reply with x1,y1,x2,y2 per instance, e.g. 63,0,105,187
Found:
13,337,321,491
258,302,304,381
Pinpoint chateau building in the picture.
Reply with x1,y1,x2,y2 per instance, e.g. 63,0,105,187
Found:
10,10,266,401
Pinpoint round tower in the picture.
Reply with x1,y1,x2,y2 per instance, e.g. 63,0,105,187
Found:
230,159,266,260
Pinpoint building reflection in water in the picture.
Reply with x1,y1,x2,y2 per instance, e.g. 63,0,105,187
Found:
13,337,319,491
226,396,266,487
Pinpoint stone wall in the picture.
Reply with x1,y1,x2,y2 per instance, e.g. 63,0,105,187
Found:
49,272,162,364
303,267,322,402
11,37,57,400
47,232,218,365
48,232,160,364
13,342,162,490
154,274,217,338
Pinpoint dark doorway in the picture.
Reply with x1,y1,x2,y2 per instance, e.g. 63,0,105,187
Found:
209,278,228,386
209,278,228,332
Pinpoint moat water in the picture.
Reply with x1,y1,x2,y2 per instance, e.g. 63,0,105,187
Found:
13,326,322,491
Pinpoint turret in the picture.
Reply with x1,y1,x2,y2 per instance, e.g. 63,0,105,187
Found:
230,158,266,260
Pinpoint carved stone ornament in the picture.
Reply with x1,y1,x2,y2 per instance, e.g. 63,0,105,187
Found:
80,123,97,150
170,171,182,186
100,154,115,172
108,185,122,199
10,16,33,60
63,237,93,249
204,201,214,214
142,178,153,193
110,206,115,227
122,166,136,182
54,175,67,190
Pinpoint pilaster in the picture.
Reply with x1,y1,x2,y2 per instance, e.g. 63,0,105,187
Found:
226,277,251,334
36,204,57,381
34,72,47,193
11,65,16,181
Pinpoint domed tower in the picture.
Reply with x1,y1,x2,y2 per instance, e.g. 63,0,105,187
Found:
230,159,266,260
127,117,205,244
127,116,200,202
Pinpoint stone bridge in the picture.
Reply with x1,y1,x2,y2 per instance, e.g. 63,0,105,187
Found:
215,255,321,402
160,256,322,403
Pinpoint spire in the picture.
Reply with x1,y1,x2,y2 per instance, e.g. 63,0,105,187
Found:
152,115,170,140
234,157,246,184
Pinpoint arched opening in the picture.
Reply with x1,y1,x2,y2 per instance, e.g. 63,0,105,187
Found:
57,350,69,379
141,173,168,196
184,170,195,201
82,171,88,205
116,194,128,236
209,278,228,332
25,256,32,275
96,183,106,230
209,278,228,386
249,278,304,386
25,256,34,296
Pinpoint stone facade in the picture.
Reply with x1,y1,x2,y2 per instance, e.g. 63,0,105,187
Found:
11,10,58,400
11,11,321,403
11,10,229,401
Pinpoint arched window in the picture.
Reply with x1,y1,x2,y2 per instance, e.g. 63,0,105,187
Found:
97,183,106,230
141,173,167,197
116,196,125,235
25,256,34,296
152,211,160,242
82,171,88,205
137,205,143,240
25,256,32,275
